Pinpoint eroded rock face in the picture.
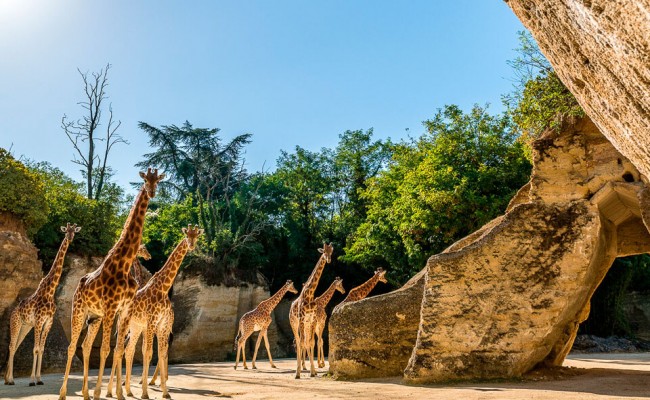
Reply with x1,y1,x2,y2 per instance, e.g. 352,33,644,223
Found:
505,0,650,179
328,270,424,378
330,117,650,381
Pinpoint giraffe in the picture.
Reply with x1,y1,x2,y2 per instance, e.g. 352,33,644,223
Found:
58,168,164,400
105,243,151,394
334,268,387,312
4,223,80,386
130,244,152,288
289,243,333,378
310,277,345,368
234,280,298,370
115,225,203,400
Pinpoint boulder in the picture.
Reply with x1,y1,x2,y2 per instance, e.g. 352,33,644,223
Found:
330,117,650,381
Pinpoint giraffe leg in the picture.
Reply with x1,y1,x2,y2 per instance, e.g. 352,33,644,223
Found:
251,331,263,369
81,318,102,400
157,330,171,399
4,311,30,385
106,313,122,398
316,323,325,368
59,304,86,400
92,314,115,400
124,325,143,397
290,319,301,379
262,329,276,368
140,328,155,399
234,326,243,370
307,325,316,377
113,314,130,400
29,320,43,386
36,317,53,385
148,362,159,385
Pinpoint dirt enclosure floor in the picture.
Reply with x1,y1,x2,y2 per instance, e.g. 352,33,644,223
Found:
2,353,650,399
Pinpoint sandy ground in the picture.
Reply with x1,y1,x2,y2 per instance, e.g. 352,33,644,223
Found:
2,353,650,399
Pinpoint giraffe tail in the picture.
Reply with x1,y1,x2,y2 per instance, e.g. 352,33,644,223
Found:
234,325,242,350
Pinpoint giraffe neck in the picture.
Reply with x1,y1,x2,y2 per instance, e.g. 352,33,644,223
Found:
38,237,71,298
344,274,381,303
110,185,150,274
149,239,190,294
300,254,327,304
259,285,292,313
315,281,340,308
131,258,145,287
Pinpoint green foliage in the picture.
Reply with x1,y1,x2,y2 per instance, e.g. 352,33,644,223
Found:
0,148,49,235
504,31,584,150
28,162,124,265
345,105,531,283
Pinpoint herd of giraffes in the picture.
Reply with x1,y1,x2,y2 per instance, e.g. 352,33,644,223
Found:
3,168,387,400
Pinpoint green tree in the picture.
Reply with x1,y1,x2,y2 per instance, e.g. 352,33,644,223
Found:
28,162,125,265
346,105,531,283
0,148,49,235
504,31,584,147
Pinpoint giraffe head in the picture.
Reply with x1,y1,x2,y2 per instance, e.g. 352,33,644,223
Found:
60,222,81,241
139,167,166,198
333,276,346,294
181,224,204,251
137,244,152,260
285,280,299,294
376,268,388,283
318,242,334,263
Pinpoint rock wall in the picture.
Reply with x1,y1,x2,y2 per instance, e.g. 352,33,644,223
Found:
623,292,650,341
170,271,289,363
505,0,650,179
330,117,650,381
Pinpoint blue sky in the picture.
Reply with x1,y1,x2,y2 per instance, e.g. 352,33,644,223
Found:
0,0,525,192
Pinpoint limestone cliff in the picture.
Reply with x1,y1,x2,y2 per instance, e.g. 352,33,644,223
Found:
329,117,650,381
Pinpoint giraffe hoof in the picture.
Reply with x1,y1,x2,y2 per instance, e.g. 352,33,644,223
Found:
252,366,257,370
244,366,248,370
163,394,171,399
5,381,15,385
37,381,44,385
29,382,36,387
141,394,150,400
271,365,277,368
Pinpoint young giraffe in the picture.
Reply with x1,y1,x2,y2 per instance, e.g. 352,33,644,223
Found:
334,268,387,312
116,225,203,400
105,243,151,394
310,277,345,369
289,243,333,378
234,280,298,370
58,168,164,400
4,223,81,386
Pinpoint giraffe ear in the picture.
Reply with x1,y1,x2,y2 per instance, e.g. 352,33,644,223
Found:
60,226,67,232
318,248,324,254
182,227,188,234
198,229,205,235
74,226,82,233
157,173,166,181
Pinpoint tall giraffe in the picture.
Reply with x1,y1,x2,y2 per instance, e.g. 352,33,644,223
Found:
234,280,298,370
310,277,345,368
115,225,203,400
334,268,387,312
4,223,80,386
289,243,333,378
58,168,164,400
105,243,151,394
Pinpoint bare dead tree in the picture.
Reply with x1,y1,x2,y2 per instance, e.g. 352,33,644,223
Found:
61,63,127,200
